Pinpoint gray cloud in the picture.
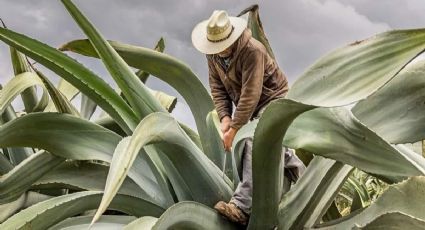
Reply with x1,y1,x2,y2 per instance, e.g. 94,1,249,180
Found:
0,0,424,129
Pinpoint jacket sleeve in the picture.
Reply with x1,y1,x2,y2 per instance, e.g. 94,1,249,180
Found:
230,49,264,130
207,56,233,121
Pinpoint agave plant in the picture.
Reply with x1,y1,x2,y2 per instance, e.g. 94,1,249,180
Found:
1,1,425,229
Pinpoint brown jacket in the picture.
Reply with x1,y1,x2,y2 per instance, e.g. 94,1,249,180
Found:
207,28,289,129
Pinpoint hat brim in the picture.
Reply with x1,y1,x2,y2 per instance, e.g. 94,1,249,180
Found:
192,17,247,55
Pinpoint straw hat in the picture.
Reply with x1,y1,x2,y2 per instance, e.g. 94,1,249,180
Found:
192,10,247,54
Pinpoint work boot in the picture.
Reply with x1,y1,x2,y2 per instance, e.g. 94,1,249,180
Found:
214,201,248,225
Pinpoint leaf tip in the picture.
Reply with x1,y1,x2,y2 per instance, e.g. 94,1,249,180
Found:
90,209,102,228
0,18,6,28
57,43,69,51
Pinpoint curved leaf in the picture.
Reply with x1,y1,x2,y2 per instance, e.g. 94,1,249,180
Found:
206,110,229,171
50,215,136,230
359,212,425,230
287,29,425,106
32,67,79,115
237,4,275,59
44,78,79,112
0,72,47,115
248,28,425,228
91,112,232,225
233,103,425,228
0,150,64,204
0,103,35,166
10,47,39,112
352,60,425,144
0,191,52,223
94,114,201,149
59,39,222,168
285,107,425,177
135,37,165,84
0,153,13,175
0,112,170,207
242,99,314,229
148,88,177,113
249,103,425,228
0,27,138,134
124,216,158,230
0,191,164,230
147,148,193,202
62,0,165,120
32,161,147,199
80,93,97,119
278,156,353,229
152,201,239,230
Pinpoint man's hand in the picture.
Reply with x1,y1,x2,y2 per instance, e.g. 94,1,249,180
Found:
223,127,238,152
220,116,232,134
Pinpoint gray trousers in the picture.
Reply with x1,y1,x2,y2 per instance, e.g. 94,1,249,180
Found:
229,102,306,215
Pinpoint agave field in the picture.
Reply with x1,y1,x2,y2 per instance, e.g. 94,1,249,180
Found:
1,1,425,229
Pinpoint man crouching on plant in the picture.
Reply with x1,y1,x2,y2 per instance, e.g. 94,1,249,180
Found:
191,10,306,225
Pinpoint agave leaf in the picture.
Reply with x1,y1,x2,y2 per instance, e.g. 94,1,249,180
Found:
0,150,64,204
0,112,171,207
178,121,202,149
9,47,39,112
80,94,97,119
357,212,425,230
0,191,165,230
352,60,425,144
151,201,239,230
146,148,192,202
2,13,36,113
94,114,201,149
0,191,52,223
0,72,48,115
249,103,425,229
61,0,165,120
0,27,138,134
0,112,120,161
287,29,425,106
124,216,158,230
44,78,79,112
31,67,79,115
0,80,37,165
248,28,425,228
206,110,228,170
278,156,353,229
119,37,176,114
135,37,165,84
285,107,425,177
94,114,127,136
59,39,223,168
232,104,425,228
146,88,177,113
31,161,147,199
231,99,313,229
91,112,232,225
237,4,275,59
314,176,425,229
0,105,35,165
0,153,13,175
50,215,136,230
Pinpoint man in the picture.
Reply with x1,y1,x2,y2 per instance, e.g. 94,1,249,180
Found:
191,10,306,225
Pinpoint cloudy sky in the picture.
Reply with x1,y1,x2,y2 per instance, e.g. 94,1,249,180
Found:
1,0,425,129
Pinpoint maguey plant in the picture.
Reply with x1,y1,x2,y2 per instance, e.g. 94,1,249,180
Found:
1,1,425,229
